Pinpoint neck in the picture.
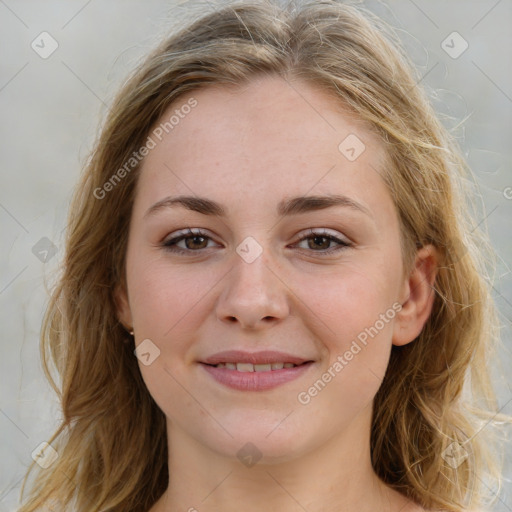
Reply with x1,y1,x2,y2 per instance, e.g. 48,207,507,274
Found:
151,403,416,512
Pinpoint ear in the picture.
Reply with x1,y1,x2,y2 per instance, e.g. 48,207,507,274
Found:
114,281,133,331
392,244,438,347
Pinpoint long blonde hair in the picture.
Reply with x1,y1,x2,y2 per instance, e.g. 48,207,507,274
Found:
18,1,510,510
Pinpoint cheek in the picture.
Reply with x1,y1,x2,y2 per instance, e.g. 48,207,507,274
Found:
295,281,395,428
294,260,399,400
128,253,212,338
297,257,400,341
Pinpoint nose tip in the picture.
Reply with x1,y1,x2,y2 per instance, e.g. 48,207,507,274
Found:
224,313,278,329
215,250,289,329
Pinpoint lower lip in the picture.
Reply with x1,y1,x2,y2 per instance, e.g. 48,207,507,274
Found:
200,362,314,391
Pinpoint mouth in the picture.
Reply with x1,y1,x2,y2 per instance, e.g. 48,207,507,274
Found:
198,351,315,391
201,349,312,367
203,361,307,371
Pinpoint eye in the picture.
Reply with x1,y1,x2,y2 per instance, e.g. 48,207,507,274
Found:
293,229,352,255
161,227,352,256
162,228,218,254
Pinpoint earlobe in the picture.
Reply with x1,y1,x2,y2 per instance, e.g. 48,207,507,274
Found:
392,245,438,347
114,282,133,330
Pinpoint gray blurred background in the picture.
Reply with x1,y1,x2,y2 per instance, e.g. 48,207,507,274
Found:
0,0,511,510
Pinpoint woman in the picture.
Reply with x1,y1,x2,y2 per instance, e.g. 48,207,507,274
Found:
18,1,510,511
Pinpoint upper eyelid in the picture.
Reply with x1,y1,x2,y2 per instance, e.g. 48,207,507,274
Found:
163,227,348,242
299,227,350,240
164,227,212,239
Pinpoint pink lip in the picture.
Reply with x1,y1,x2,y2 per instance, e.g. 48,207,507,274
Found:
201,350,311,366
199,354,314,392
200,350,315,391
201,362,313,391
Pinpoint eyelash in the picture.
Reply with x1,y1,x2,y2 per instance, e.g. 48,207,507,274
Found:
161,228,352,256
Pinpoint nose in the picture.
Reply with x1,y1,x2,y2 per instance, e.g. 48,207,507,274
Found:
215,248,290,330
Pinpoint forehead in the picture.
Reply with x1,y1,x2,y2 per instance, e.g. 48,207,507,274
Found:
134,75,389,216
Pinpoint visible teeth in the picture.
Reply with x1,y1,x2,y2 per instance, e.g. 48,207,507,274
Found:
254,363,272,372
236,363,254,372
213,362,298,371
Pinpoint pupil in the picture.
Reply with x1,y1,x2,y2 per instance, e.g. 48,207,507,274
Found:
311,236,329,250
184,235,331,251
187,236,206,249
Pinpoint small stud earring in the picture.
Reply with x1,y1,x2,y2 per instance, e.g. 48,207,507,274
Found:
129,330,134,336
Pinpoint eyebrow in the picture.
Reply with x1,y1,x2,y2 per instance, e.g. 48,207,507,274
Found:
144,193,373,219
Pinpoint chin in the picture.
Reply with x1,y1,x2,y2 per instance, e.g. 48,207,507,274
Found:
198,415,315,464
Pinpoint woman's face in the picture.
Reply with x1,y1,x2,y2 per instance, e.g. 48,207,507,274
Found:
117,75,419,462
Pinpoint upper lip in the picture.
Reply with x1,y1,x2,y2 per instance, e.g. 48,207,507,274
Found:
201,350,313,366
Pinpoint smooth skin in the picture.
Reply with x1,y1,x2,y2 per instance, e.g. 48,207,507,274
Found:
116,74,437,512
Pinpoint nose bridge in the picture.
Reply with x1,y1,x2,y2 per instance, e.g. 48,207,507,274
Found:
233,242,273,292
215,237,289,328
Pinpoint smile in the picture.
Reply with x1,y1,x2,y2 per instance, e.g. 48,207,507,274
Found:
200,361,314,391
211,362,298,371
